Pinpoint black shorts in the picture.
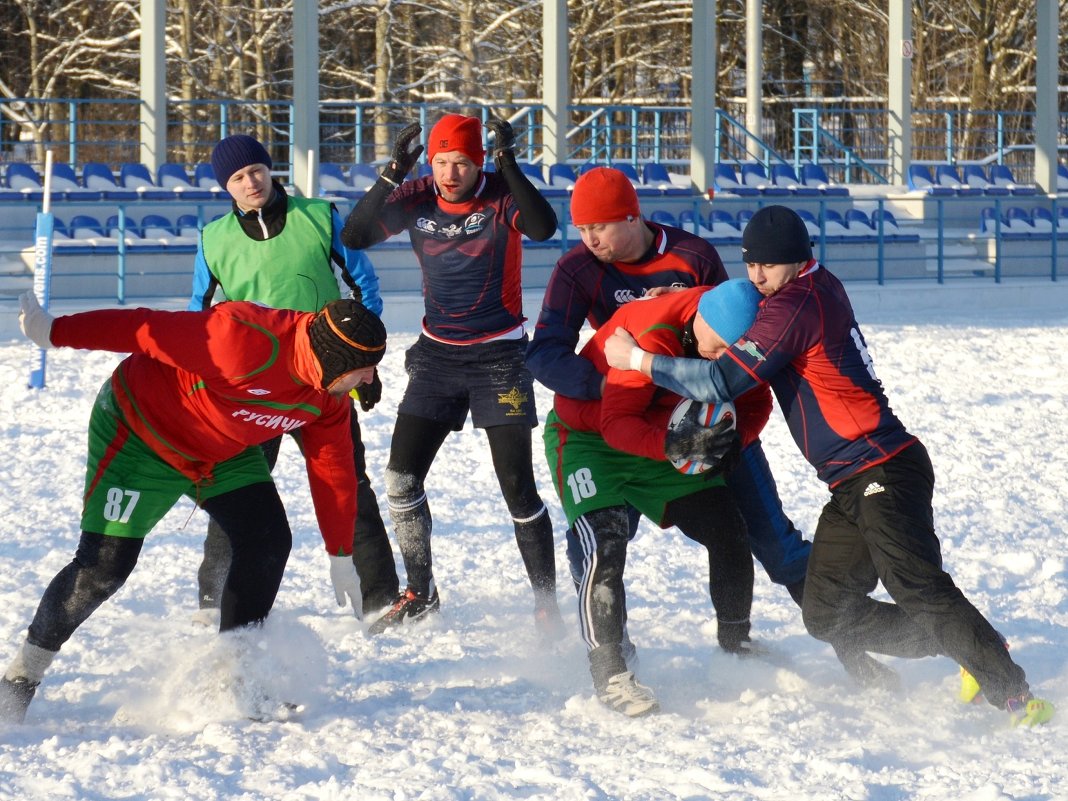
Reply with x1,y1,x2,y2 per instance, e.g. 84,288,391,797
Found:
397,334,539,430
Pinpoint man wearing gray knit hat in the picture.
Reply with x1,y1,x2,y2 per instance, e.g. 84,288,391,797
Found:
188,132,400,622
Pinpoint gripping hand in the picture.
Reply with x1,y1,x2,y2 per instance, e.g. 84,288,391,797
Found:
354,369,382,412
382,122,424,185
485,117,516,155
664,404,739,469
19,291,54,349
329,554,363,620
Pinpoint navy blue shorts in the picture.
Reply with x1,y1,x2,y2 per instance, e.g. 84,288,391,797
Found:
397,335,539,430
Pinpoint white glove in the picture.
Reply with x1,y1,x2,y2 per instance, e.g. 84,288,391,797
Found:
19,291,54,349
329,554,363,620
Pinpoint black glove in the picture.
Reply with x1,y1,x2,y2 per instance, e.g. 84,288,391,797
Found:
382,122,424,184
355,370,382,412
485,117,516,167
664,403,738,470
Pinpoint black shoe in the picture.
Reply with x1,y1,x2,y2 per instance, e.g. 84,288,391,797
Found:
367,588,440,635
0,676,39,724
835,649,901,692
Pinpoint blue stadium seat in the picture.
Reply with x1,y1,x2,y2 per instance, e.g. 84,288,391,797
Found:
349,163,381,191
870,208,919,242
907,164,954,196
1058,164,1068,193
934,164,983,196
1003,206,1037,238
3,162,46,200
736,209,754,229
547,163,578,192
649,209,678,227
844,208,876,234
678,209,713,237
157,163,215,200
770,163,820,196
706,209,742,242
517,161,564,196
140,213,177,237
978,206,1001,235
319,163,362,199
799,163,850,196
641,163,689,196
1030,207,1055,236
610,162,657,196
106,213,145,243
193,163,227,196
822,208,853,241
416,163,432,178
988,165,1038,196
740,163,791,196
68,214,117,248
83,162,139,200
711,164,758,197
46,162,98,200
176,213,203,238
120,163,176,199
794,209,823,240
961,164,1008,196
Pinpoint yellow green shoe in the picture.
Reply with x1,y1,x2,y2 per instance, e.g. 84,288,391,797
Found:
959,666,984,704
1006,694,1055,727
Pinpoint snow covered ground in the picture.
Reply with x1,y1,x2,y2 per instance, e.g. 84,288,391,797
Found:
0,282,1066,800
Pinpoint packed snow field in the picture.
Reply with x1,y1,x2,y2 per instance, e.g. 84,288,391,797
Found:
0,287,1066,800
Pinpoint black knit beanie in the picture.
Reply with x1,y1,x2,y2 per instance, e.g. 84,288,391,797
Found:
211,134,272,188
740,205,813,264
308,300,387,388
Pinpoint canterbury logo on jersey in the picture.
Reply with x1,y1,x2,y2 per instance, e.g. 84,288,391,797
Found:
231,409,307,432
415,212,488,238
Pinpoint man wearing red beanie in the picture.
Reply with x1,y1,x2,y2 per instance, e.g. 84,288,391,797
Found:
527,167,811,641
341,116,564,638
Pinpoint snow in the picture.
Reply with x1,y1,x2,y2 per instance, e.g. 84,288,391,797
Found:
1,282,1067,800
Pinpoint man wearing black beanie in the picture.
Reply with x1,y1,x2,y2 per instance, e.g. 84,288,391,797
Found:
1,294,387,723
604,205,1053,727
189,133,399,621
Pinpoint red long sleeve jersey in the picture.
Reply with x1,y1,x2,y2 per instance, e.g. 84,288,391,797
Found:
553,287,772,461
50,302,357,555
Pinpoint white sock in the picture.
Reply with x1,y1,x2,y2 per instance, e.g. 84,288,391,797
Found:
5,641,56,684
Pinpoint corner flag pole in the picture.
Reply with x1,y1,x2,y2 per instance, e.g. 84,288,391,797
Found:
28,150,55,389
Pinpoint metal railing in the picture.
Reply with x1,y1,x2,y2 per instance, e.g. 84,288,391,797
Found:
3,97,1064,182
0,194,1061,305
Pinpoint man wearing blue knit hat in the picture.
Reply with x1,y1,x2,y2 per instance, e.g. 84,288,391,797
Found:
543,278,773,716
188,133,400,622
605,205,1055,727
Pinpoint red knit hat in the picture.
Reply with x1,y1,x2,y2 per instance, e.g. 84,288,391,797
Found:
427,114,485,167
570,167,641,226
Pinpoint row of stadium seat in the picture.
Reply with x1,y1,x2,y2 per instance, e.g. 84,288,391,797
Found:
711,162,851,198
2,161,227,201
6,160,1068,205
978,205,1068,239
907,163,1068,196
653,207,919,244
46,212,211,251
4,160,848,202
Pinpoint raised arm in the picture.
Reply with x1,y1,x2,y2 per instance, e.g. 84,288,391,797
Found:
340,122,423,250
486,118,558,242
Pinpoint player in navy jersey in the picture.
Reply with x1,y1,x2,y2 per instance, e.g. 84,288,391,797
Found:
527,167,810,605
341,114,564,638
605,205,1053,727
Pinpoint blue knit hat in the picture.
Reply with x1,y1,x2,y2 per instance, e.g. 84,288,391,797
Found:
210,134,272,188
697,278,763,344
